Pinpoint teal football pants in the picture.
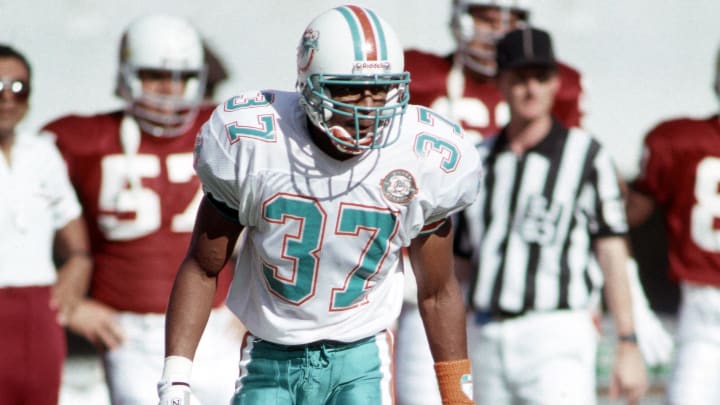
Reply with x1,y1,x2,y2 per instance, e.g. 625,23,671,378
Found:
233,332,394,405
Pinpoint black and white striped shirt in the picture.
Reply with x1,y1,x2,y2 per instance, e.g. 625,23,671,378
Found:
456,120,627,315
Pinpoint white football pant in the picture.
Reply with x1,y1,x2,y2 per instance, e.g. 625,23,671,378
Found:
394,302,442,405
104,307,240,405
468,309,598,405
666,283,720,405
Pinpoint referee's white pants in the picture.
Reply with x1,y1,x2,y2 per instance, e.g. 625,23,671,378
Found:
468,309,598,405
395,302,442,405
103,306,241,405
666,282,720,405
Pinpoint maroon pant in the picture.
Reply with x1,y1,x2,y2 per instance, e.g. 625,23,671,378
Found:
0,286,65,405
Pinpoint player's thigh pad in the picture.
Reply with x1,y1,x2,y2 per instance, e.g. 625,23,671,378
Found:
667,285,720,405
667,339,720,405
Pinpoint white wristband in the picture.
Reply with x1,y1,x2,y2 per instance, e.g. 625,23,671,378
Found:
162,355,193,382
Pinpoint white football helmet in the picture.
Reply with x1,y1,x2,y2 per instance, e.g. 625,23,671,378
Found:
296,5,410,155
451,0,530,76
118,14,207,137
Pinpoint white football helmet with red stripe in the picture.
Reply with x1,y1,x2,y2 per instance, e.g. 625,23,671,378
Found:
451,0,530,76
296,5,410,154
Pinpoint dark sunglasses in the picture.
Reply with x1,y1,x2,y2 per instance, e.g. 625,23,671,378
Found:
0,79,30,100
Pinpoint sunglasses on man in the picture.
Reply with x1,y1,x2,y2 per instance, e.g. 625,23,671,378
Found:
0,79,30,101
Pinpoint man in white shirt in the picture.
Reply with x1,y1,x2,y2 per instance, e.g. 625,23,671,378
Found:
0,43,91,405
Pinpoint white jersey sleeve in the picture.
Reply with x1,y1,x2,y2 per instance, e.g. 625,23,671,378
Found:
398,105,482,237
193,92,272,226
194,112,239,211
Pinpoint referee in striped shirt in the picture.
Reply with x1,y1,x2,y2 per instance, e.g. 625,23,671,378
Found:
455,27,647,405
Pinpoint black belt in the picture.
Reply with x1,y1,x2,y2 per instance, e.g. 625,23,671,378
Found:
256,335,375,352
473,309,524,325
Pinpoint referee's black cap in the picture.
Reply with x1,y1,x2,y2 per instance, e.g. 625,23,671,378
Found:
496,27,557,71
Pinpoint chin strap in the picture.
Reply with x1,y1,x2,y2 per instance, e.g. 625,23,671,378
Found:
446,59,466,124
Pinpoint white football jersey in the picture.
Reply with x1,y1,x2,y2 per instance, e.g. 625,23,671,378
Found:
195,90,481,345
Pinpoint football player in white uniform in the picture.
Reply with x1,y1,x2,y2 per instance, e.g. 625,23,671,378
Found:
158,5,481,405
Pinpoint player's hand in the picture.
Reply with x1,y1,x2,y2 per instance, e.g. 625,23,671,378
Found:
66,299,125,350
609,342,648,405
157,379,202,405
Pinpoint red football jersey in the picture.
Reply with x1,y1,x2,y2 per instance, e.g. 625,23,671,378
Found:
633,116,720,286
404,49,584,139
43,106,232,313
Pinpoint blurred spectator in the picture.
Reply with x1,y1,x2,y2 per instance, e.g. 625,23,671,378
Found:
0,43,91,405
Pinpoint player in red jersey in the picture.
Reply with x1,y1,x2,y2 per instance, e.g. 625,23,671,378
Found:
627,48,720,405
405,0,583,142
42,14,239,405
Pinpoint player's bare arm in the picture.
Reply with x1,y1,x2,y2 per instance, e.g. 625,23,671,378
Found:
594,236,648,404
409,218,474,403
165,195,243,360
409,218,468,361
